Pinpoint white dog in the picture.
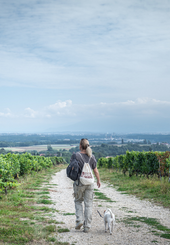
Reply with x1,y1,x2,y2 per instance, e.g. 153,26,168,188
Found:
104,208,115,235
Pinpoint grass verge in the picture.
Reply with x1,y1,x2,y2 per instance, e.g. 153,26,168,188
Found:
98,168,170,208
0,164,68,245
122,216,170,239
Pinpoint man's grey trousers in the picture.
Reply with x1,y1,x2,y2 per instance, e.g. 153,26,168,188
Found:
73,181,94,229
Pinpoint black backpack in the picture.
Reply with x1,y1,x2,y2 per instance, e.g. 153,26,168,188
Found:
66,153,81,184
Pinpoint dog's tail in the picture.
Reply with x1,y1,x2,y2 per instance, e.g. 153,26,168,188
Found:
97,210,103,218
107,208,114,219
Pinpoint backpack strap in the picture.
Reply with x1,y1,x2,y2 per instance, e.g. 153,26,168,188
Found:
77,152,91,164
74,153,80,186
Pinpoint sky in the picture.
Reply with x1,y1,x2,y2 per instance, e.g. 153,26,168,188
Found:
0,0,170,133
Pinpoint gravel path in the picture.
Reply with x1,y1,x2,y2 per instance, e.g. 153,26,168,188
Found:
48,169,170,245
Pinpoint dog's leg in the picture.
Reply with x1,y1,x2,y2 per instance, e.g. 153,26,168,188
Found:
104,221,107,233
108,222,112,235
111,220,113,233
110,221,113,235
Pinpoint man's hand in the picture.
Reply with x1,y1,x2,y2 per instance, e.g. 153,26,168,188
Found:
93,167,101,188
97,180,101,188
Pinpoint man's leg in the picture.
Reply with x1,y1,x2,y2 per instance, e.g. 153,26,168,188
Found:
73,182,85,229
83,183,94,231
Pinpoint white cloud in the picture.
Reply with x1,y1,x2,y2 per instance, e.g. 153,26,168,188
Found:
44,100,74,117
24,108,37,118
85,98,170,118
23,100,73,118
152,99,170,105
47,100,72,111
2,98,170,121
0,108,12,117
120,100,135,105
0,98,170,132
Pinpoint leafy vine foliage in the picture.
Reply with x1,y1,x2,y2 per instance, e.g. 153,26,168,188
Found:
98,151,170,179
0,153,64,194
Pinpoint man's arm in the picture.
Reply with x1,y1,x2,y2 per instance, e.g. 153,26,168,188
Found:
93,167,101,188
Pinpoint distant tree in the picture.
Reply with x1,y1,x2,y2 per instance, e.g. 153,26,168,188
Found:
47,144,53,151
0,148,6,154
143,139,147,144
31,150,38,155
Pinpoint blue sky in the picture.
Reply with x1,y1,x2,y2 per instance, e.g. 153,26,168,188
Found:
0,0,170,133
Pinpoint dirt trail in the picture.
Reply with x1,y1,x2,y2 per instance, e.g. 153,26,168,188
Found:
48,169,170,245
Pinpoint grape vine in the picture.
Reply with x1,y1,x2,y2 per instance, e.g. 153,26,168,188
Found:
0,153,65,194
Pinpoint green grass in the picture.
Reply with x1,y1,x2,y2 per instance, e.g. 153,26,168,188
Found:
37,199,54,204
160,234,170,239
117,187,129,191
47,236,56,242
122,216,170,239
35,191,50,195
54,241,70,245
63,212,75,216
43,225,56,232
55,221,65,224
39,195,50,199
47,184,58,186
0,164,66,244
30,206,57,212
98,168,170,208
94,190,115,202
57,228,70,233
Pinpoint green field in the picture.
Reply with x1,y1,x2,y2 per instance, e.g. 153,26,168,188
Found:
4,144,77,152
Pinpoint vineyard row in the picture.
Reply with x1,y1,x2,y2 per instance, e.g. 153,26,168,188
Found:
97,151,170,179
0,153,64,194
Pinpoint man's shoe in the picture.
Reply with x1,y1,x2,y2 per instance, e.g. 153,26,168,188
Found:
75,221,83,230
83,227,90,233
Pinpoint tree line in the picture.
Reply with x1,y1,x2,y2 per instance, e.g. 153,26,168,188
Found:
70,143,169,160
0,142,169,164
